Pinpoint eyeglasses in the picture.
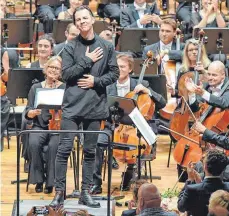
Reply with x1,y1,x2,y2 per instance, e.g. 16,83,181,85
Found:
48,66,61,71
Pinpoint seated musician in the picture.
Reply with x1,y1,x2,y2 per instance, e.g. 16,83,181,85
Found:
0,46,10,151
142,19,184,73
185,60,229,113
169,38,211,97
58,0,82,20
26,34,55,68
25,56,65,193
121,0,162,28
90,53,166,194
191,0,226,28
53,23,79,56
0,0,16,18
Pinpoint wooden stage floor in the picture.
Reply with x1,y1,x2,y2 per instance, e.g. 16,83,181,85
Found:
0,134,183,215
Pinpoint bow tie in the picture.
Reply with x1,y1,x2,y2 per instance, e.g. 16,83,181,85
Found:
161,45,171,50
209,87,221,93
117,84,129,90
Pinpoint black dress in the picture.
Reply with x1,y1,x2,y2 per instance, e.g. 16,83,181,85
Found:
25,82,65,187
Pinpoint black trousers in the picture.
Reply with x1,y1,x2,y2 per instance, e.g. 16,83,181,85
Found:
28,126,59,187
55,117,101,191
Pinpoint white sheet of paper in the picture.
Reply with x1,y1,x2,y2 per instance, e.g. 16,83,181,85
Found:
34,89,65,108
129,107,157,145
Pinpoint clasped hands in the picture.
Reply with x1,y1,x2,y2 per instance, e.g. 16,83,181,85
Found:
140,13,162,25
184,77,205,96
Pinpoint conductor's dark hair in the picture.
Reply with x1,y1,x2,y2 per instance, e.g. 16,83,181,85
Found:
205,149,229,176
73,5,94,24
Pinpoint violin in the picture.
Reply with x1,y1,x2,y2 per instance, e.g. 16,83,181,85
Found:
113,52,155,164
169,30,207,142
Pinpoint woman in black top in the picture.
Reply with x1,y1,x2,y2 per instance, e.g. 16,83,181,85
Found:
25,56,65,194
26,34,55,68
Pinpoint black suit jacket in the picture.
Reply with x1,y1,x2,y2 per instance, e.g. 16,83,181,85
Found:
106,77,166,111
53,42,66,56
178,178,229,216
121,3,160,28
190,77,229,113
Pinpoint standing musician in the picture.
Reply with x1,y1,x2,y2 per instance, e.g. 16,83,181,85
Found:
50,6,119,208
169,38,211,97
25,56,65,194
185,60,229,113
121,0,162,28
26,34,55,68
0,46,10,151
90,53,166,194
142,19,184,73
191,0,226,28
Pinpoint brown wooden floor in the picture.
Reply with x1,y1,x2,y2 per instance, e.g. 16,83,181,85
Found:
1,134,184,215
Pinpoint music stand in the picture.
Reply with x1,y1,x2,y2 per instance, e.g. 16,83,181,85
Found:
133,58,158,75
203,28,229,54
120,28,160,54
1,18,34,47
52,19,109,43
7,68,44,105
130,74,168,101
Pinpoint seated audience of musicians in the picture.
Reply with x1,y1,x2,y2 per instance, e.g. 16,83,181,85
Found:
191,0,226,28
185,60,229,113
121,0,162,28
0,46,10,151
58,0,82,20
53,23,79,56
25,56,65,194
90,53,166,194
137,183,177,216
142,19,184,73
26,34,55,68
35,0,69,33
178,149,229,216
121,179,147,216
208,190,229,216
169,38,211,97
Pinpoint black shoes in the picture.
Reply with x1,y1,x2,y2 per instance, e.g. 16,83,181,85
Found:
44,186,53,194
89,185,102,195
35,183,43,193
79,190,101,208
49,191,64,208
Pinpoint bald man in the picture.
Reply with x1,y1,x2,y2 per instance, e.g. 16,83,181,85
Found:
185,60,229,113
136,183,177,216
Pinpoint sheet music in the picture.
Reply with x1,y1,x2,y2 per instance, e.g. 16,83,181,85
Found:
129,107,157,145
34,88,65,109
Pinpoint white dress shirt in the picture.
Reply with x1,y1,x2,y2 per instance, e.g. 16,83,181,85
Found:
117,78,131,97
135,2,147,28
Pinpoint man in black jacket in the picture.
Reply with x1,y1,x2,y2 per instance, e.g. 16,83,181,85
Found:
121,0,161,28
50,6,119,208
90,53,166,194
178,149,229,216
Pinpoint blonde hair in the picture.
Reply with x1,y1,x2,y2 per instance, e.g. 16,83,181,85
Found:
117,53,134,71
181,38,211,72
43,56,62,78
209,190,229,210
160,18,177,31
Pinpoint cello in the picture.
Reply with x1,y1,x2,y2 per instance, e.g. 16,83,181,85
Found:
169,30,207,142
113,52,155,164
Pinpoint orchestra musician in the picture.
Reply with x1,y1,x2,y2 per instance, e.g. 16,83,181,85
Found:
185,60,229,113
121,0,162,28
191,0,226,28
58,0,82,20
90,53,166,194
49,6,119,208
26,34,55,68
168,38,211,97
0,46,10,151
24,56,65,194
142,19,184,73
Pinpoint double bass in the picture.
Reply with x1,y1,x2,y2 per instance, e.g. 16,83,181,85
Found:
113,52,155,164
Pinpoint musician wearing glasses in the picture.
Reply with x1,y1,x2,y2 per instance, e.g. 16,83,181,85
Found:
24,56,65,194
121,0,162,28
